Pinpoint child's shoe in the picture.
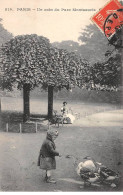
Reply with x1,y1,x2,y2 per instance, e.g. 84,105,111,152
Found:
46,176,56,184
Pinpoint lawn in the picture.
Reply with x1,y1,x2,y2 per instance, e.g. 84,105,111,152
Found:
1,96,119,115
0,96,119,133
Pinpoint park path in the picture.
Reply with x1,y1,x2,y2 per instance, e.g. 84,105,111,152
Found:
0,109,123,191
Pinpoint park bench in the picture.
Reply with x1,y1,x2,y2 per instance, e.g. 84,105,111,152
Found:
52,109,80,127
52,110,64,127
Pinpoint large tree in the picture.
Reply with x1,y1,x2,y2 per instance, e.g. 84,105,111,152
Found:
0,34,90,121
0,34,51,122
39,47,90,119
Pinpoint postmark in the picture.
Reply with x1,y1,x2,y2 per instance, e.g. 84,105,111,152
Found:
91,0,123,48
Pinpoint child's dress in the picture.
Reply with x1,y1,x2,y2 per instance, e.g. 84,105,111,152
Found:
38,130,59,170
61,105,75,124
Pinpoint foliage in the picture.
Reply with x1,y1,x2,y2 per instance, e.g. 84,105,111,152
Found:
1,34,51,90
52,24,122,91
78,24,114,63
78,24,122,91
91,49,122,91
42,47,91,90
0,34,90,92
0,19,13,92
1,27,121,94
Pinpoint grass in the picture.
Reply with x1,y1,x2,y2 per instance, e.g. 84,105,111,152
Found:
0,96,121,133
0,111,48,133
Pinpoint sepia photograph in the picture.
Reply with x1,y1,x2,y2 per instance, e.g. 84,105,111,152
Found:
0,0,123,192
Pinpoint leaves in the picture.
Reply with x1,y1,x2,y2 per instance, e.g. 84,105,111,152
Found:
0,34,50,90
2,32,119,92
91,51,121,91
0,34,90,91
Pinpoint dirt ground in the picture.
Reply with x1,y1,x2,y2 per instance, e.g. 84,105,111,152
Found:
0,106,123,192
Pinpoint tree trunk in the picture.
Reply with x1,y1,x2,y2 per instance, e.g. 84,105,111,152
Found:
23,84,30,122
48,86,53,120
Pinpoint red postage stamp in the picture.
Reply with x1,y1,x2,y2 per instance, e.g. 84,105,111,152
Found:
91,0,123,40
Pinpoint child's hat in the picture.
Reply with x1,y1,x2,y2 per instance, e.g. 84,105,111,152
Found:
47,129,59,137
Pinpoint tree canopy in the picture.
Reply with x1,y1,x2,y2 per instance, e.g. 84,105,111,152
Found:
1,34,91,92
0,34,52,121
1,28,122,95
52,24,122,91
43,48,90,90
1,34,51,90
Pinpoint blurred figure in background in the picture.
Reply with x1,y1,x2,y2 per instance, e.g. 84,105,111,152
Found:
61,102,75,124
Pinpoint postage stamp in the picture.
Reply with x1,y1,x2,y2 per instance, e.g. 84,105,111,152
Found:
91,0,123,46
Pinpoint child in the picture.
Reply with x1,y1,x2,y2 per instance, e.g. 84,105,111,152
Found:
37,129,61,183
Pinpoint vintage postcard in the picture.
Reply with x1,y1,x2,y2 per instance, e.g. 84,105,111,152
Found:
0,0,122,192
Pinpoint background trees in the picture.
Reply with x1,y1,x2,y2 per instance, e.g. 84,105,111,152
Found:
0,18,12,46
53,23,122,92
79,24,122,92
0,19,13,96
53,24,114,64
91,51,121,91
78,24,113,63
